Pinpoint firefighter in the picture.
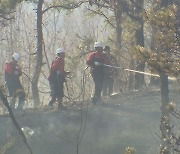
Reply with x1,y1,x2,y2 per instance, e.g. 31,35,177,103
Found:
5,53,25,111
102,46,118,97
48,48,69,109
86,42,109,104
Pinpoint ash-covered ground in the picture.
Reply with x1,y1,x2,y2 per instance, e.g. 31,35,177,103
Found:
0,88,179,154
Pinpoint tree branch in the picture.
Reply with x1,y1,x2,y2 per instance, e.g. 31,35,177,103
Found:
93,1,112,10
0,89,33,154
0,15,13,20
42,1,87,14
130,0,143,10
126,10,143,22
87,8,116,28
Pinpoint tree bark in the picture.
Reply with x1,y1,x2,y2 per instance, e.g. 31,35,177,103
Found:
175,3,180,38
114,2,123,50
161,0,172,7
159,1,171,153
32,0,44,107
128,58,135,90
160,72,169,116
149,25,160,86
159,71,170,154
133,0,146,89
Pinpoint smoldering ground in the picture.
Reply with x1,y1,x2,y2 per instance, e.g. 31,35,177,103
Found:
0,89,179,154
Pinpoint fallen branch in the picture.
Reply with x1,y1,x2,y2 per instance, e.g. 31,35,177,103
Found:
0,89,33,154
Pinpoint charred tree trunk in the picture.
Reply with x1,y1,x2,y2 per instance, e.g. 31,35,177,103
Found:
159,71,170,154
159,0,171,153
32,0,44,107
175,2,180,40
128,58,135,90
149,25,160,86
114,2,123,50
161,0,172,7
134,0,146,89
160,71,169,116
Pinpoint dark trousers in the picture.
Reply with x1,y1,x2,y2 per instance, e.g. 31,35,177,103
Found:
102,76,114,97
92,73,104,103
49,79,64,106
9,92,25,110
6,82,25,110
49,81,64,99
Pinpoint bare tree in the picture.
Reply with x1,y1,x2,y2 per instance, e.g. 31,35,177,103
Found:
31,0,44,106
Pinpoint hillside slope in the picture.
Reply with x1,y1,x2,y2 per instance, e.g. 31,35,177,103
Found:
0,89,179,154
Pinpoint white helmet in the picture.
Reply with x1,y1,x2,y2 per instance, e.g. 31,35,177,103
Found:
56,48,65,54
12,53,21,61
94,42,103,48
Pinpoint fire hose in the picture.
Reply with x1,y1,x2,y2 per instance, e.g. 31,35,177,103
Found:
94,62,177,81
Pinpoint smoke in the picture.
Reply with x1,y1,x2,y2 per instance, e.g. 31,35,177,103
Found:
1,90,179,154
0,105,159,154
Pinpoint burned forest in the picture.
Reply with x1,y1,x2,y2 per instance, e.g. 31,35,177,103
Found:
0,0,179,154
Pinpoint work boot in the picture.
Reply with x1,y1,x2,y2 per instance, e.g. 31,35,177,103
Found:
97,97,102,103
17,96,25,111
92,97,98,105
16,104,23,111
48,101,53,107
58,103,66,110
47,101,54,110
48,97,56,107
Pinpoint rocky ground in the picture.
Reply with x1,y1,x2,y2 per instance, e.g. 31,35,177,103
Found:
0,87,179,154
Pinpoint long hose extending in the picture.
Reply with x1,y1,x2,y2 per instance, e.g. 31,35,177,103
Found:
22,67,89,102
103,64,177,81
64,66,89,101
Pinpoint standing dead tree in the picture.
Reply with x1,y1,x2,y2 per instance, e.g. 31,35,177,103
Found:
31,0,87,106
31,0,44,107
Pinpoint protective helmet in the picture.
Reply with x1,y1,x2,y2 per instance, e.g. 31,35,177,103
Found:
56,48,65,54
94,42,103,48
12,53,21,61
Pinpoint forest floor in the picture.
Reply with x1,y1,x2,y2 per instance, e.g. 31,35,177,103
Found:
0,85,179,154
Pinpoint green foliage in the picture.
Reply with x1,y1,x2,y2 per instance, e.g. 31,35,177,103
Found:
135,46,179,75
0,0,21,13
134,4,180,77
66,34,94,70
124,146,136,154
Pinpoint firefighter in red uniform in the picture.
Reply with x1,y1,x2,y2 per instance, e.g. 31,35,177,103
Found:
86,42,109,104
48,48,69,109
5,53,25,111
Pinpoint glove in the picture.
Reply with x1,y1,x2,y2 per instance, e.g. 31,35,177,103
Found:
94,61,103,66
14,71,19,76
16,66,20,70
65,71,71,75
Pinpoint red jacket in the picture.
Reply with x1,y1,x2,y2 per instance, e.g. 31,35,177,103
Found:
5,61,23,96
51,57,65,74
48,56,66,81
86,51,109,67
5,61,22,77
